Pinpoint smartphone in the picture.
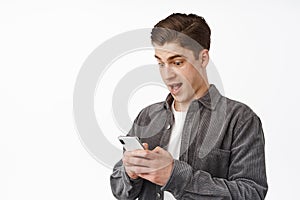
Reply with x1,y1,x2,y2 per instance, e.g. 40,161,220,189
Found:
118,136,145,151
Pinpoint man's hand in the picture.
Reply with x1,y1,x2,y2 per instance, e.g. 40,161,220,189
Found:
122,144,174,186
122,143,149,180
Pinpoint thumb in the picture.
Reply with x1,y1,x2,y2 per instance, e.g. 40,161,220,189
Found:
153,146,162,153
142,143,149,150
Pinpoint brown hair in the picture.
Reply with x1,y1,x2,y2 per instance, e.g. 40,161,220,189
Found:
151,13,211,59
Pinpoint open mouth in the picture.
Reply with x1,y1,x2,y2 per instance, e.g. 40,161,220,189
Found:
168,83,183,95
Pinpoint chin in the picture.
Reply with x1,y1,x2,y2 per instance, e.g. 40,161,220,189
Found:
173,96,185,103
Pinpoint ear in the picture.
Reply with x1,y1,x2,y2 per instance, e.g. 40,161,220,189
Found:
199,49,209,68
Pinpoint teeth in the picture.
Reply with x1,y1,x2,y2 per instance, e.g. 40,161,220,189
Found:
170,83,181,90
173,85,180,90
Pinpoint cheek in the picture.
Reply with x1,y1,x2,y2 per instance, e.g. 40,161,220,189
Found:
159,69,168,81
181,67,196,82
159,69,163,78
181,67,201,89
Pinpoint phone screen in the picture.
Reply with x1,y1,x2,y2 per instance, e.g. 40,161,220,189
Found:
118,136,144,151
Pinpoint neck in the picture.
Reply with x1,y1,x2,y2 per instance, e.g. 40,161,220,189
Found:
174,83,209,112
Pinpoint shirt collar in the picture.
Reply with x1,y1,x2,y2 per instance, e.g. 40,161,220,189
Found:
164,84,222,111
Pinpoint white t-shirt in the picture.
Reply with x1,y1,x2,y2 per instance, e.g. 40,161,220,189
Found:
164,101,187,200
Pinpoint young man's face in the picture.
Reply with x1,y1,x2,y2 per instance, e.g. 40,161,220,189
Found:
154,42,209,111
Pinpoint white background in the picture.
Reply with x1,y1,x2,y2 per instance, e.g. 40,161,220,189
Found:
1,0,300,199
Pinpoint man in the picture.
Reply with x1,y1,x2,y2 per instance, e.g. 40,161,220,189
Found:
110,13,268,199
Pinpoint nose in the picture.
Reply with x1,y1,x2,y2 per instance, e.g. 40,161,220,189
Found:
160,66,176,81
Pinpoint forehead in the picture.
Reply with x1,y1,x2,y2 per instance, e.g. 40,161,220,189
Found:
154,43,194,60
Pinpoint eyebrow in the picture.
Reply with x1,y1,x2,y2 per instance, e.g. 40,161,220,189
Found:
154,54,185,61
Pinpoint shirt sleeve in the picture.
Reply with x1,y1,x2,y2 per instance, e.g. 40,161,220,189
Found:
110,159,143,199
161,115,268,199
110,109,146,199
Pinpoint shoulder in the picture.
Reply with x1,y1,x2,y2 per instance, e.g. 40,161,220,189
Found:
133,101,166,123
220,96,262,130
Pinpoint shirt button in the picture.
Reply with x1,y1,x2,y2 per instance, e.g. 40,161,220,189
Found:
157,192,161,198
166,124,171,129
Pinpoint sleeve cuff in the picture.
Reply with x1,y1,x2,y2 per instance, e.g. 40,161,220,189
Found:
161,159,193,198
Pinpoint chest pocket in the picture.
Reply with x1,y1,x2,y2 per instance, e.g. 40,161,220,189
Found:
193,148,231,178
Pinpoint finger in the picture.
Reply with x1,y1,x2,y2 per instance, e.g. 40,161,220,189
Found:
136,173,148,180
130,149,155,159
123,149,147,158
136,172,149,176
127,165,154,174
152,146,163,153
142,143,149,150
123,150,131,157
137,172,161,185
125,156,152,167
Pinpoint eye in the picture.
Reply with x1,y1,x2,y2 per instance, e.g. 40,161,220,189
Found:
173,60,184,67
158,62,165,68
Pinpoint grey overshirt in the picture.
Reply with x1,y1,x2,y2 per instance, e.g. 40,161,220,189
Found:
110,84,268,199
